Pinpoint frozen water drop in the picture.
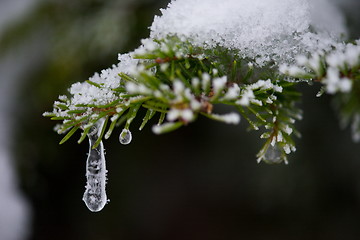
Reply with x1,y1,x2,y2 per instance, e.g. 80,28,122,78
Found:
264,145,282,164
119,129,132,145
82,120,108,212
83,137,108,212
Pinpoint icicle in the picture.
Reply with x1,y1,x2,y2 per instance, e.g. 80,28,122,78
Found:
83,121,108,212
119,128,132,145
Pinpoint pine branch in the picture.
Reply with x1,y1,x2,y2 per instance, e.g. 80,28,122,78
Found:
43,37,307,164
41,0,360,212
280,40,360,142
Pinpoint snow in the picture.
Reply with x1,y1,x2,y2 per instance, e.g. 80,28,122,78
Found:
180,109,194,121
212,76,227,96
69,53,138,106
324,67,352,94
166,109,194,122
173,80,185,95
235,79,283,106
152,122,181,134
210,113,240,124
236,89,254,106
223,84,240,100
150,0,346,65
283,125,293,135
201,73,211,91
283,40,359,95
283,144,291,154
326,43,360,68
167,109,181,121
277,131,284,142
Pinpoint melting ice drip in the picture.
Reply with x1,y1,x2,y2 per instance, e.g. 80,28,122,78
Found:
83,120,108,212
119,128,132,145
264,145,282,163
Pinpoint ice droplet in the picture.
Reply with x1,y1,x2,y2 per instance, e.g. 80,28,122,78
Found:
264,145,282,164
83,122,108,212
119,129,132,145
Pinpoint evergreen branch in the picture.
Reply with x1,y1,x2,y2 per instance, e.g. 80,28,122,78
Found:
281,40,360,142
44,36,360,164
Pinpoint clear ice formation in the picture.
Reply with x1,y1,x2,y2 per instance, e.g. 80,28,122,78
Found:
82,121,108,212
264,145,282,163
119,128,132,145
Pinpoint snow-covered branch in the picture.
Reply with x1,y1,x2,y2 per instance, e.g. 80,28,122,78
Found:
44,0,360,212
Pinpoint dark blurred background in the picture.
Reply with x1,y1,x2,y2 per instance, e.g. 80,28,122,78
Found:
0,0,360,239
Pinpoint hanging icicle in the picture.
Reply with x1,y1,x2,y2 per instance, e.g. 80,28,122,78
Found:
82,120,108,212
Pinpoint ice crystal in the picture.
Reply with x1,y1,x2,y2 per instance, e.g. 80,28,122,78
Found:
83,120,108,212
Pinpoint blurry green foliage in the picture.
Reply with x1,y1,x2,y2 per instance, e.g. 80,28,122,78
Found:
0,0,168,103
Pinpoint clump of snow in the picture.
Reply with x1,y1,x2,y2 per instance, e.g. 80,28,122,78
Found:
69,53,139,106
212,76,227,96
236,89,255,106
281,41,359,95
150,0,347,65
210,113,240,124
223,84,240,100
326,43,360,69
323,68,352,94
167,108,194,122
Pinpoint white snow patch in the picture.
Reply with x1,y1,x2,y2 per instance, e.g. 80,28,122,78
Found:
150,0,346,65
69,53,139,106
211,112,240,124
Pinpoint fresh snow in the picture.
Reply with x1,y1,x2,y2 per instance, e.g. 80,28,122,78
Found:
151,0,346,65
69,54,138,106
63,0,349,114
